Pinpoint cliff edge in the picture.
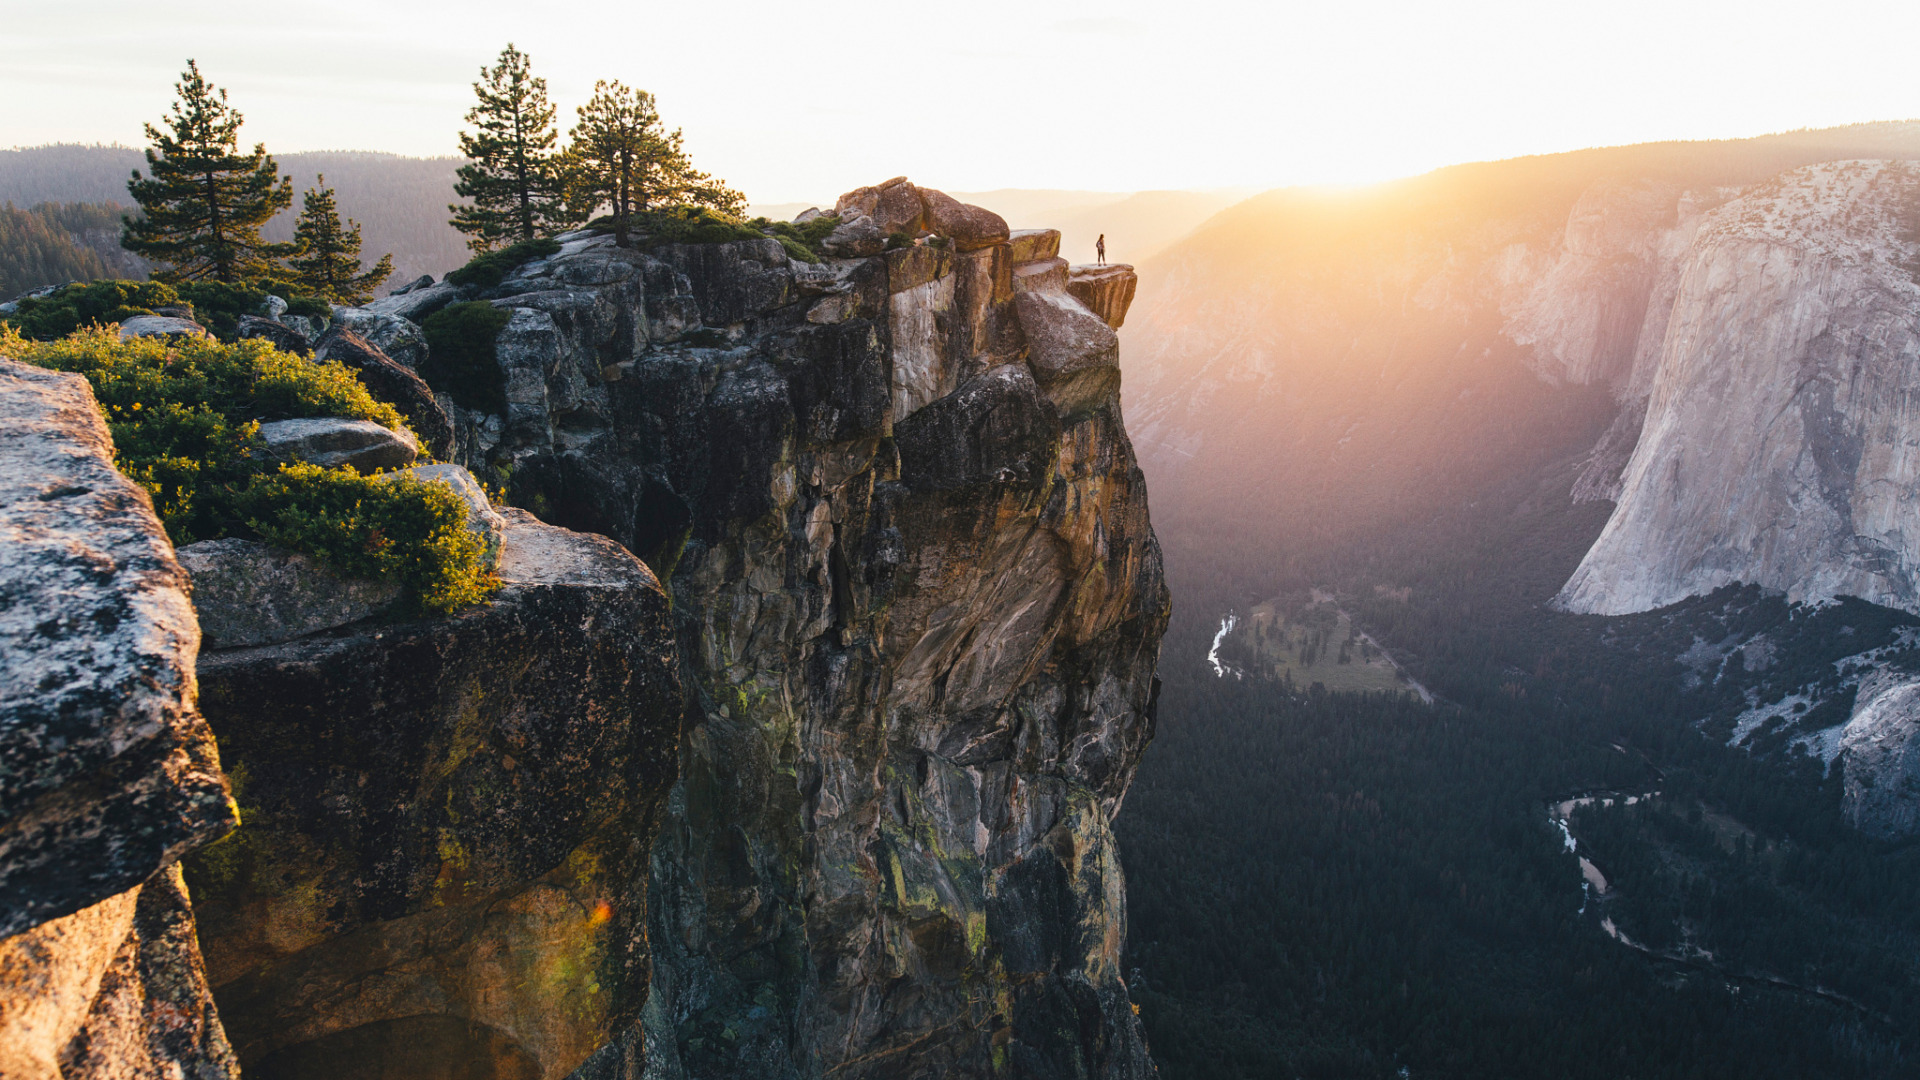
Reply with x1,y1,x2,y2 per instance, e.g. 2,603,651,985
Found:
328,178,1169,1078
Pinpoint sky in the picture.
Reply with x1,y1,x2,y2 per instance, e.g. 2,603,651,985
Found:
8,0,1920,203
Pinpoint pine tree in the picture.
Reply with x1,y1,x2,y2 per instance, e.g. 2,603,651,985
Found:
564,80,745,248
449,45,572,251
123,60,294,284
287,176,393,305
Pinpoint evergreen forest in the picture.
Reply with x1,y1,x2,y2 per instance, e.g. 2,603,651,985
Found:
1119,428,1920,1078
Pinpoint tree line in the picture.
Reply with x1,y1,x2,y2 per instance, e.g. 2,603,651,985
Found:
96,48,744,308
449,44,742,250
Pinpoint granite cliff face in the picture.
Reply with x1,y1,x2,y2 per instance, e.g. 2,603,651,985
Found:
0,359,237,1080
1556,161,1920,615
324,179,1168,1078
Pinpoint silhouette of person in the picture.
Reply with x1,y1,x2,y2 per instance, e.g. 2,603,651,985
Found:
1096,233,1106,265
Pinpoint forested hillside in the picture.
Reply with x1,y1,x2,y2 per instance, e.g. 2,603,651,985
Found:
1120,440,1920,1078
1114,123,1920,1078
0,145,468,293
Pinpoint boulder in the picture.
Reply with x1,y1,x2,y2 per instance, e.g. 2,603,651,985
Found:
820,215,887,258
1066,263,1139,329
1007,229,1061,264
363,280,463,325
832,177,928,245
313,328,456,459
258,417,420,473
283,313,327,341
0,866,238,1080
329,308,428,369
177,538,404,649
118,315,209,341
794,207,826,224
185,508,681,1080
1013,256,1069,294
1014,289,1122,419
920,187,1009,252
0,358,234,936
236,314,314,356
263,295,289,320
390,274,435,295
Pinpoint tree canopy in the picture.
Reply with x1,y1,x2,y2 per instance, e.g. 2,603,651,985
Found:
449,45,574,252
287,175,393,305
565,79,745,247
123,61,293,285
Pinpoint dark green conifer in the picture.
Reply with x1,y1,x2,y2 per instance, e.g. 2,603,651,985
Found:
287,176,393,305
123,61,294,284
564,80,745,247
449,45,572,251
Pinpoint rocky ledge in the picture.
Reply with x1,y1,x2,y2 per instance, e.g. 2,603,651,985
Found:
0,359,237,1080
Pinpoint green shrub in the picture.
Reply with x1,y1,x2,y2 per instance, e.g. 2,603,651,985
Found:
242,462,496,614
7,325,492,612
590,206,763,247
445,237,562,288
173,280,274,339
1,278,332,341
285,295,332,321
2,279,179,339
419,301,511,414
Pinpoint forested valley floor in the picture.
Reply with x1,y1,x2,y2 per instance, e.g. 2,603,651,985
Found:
1118,449,1920,1079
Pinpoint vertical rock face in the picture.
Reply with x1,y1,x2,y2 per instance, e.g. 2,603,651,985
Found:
184,509,682,1080
0,358,238,1080
1557,162,1920,615
353,183,1165,1078
1839,672,1920,838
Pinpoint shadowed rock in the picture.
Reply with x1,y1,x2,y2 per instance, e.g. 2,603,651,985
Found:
236,315,314,356
313,329,456,459
186,509,682,1080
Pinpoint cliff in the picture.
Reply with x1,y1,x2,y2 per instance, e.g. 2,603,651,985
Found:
0,179,1165,1078
0,359,237,1080
1119,125,1920,574
331,179,1169,1078
1555,161,1920,614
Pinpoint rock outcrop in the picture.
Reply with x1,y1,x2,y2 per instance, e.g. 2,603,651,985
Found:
316,181,1166,1078
1839,670,1920,838
0,358,238,1080
184,505,682,1080
1557,162,1920,614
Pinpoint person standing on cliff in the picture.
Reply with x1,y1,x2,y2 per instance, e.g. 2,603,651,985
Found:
1096,233,1107,265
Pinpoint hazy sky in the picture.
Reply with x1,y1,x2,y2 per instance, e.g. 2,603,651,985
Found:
8,0,1920,203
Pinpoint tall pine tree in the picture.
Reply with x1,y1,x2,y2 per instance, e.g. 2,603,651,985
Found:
450,45,572,251
123,61,294,284
287,176,393,305
564,80,745,248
